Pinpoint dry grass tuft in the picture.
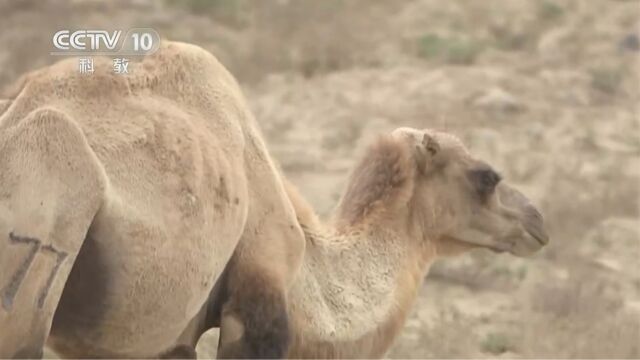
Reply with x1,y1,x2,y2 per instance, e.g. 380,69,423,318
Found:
416,34,485,65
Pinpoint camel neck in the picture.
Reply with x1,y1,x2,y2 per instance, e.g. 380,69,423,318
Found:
285,222,434,358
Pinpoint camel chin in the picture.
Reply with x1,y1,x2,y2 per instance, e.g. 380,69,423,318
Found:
508,232,548,257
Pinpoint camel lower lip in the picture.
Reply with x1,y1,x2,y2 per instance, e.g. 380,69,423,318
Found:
487,242,512,253
524,221,549,246
530,231,549,246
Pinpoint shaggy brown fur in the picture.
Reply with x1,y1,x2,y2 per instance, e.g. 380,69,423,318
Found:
336,136,416,230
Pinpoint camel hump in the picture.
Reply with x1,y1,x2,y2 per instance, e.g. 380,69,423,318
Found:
0,107,106,357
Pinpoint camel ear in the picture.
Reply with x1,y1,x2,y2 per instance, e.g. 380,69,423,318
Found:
420,133,440,156
391,128,440,174
414,133,440,174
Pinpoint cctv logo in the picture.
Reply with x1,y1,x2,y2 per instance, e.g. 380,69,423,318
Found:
51,28,160,56
53,30,122,51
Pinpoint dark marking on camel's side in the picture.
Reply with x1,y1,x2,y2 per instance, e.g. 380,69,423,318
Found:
214,176,232,212
217,176,230,203
2,232,41,311
1,232,68,311
37,244,68,308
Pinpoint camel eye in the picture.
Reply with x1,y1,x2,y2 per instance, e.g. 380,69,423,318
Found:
467,168,501,198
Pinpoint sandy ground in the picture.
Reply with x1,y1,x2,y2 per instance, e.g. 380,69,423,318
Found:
1,0,639,358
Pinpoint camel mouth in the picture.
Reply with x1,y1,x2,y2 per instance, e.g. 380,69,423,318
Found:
522,204,549,247
487,245,508,254
476,218,549,256
528,227,549,246
496,184,550,250
483,239,512,253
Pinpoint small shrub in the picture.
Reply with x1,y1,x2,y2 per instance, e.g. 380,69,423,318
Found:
590,67,624,94
481,332,514,354
417,33,484,65
517,265,528,281
447,40,484,65
490,26,538,52
537,1,565,22
417,34,446,59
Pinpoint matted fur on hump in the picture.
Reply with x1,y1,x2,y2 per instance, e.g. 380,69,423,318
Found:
337,135,416,228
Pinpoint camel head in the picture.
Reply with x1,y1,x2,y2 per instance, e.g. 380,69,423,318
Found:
391,127,549,257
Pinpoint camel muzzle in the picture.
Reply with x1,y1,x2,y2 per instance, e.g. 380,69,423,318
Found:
497,184,550,248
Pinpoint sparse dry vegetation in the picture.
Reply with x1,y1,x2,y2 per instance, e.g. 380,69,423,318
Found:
590,66,625,94
417,34,485,65
480,332,513,355
1,0,638,358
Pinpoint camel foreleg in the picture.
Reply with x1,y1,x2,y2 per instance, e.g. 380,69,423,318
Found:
215,260,291,359
0,109,105,358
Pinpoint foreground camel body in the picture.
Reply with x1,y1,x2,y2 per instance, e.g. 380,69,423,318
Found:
0,42,549,358
0,42,305,358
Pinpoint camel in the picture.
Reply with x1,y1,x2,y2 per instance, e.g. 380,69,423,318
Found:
0,41,305,359
0,41,549,359
269,127,549,358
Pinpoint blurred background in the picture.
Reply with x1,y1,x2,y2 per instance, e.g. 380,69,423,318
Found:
1,0,639,358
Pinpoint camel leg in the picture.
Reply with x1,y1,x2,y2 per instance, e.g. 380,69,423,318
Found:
216,259,291,359
214,208,304,359
0,109,105,358
179,236,293,360
214,130,305,359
